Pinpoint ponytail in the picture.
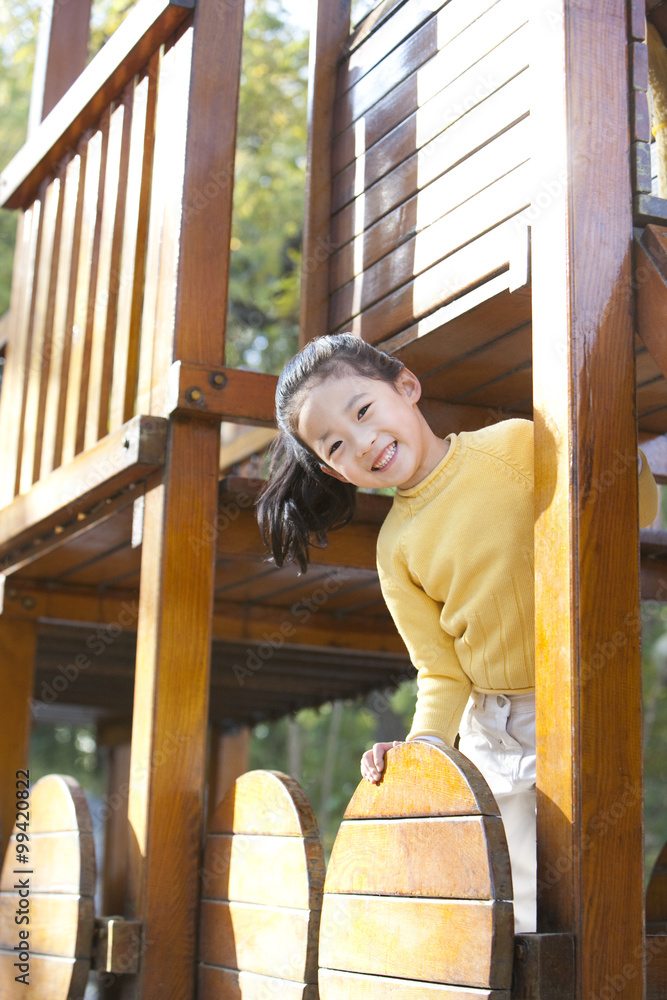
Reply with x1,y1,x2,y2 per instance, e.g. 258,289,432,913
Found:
256,432,357,572
256,333,404,570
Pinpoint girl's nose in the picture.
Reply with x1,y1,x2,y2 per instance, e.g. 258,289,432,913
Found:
356,429,376,457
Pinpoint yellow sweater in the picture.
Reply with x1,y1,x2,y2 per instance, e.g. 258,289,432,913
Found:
376,418,659,745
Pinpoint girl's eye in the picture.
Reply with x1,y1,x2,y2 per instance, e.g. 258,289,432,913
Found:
329,441,342,457
358,404,370,419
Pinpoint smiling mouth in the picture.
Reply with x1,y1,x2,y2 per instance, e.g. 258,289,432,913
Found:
372,441,397,471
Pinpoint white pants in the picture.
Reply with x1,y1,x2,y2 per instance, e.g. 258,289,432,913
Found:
458,689,536,934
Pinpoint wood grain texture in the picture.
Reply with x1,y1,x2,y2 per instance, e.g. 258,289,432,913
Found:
319,968,510,999
209,770,321,837
198,963,319,1000
319,894,513,988
325,816,511,900
341,738,499,819
531,2,644,997
39,153,84,478
202,833,324,908
0,893,93,957
199,899,320,982
646,935,667,1000
27,0,91,132
1,832,95,894
0,952,89,1000
299,0,351,348
0,0,194,210
126,416,221,999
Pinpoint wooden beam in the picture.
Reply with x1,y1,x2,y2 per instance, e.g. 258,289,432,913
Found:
28,0,92,135
0,415,167,571
207,726,250,823
0,0,194,210
299,0,351,346
532,4,644,1000
167,363,277,425
635,226,667,380
0,619,36,858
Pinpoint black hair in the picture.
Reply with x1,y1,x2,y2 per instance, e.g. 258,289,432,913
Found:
256,333,404,571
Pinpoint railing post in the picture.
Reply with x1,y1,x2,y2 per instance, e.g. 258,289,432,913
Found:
299,0,351,346
532,1,644,997
28,0,92,135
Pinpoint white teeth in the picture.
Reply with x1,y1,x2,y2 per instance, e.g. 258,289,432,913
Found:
373,442,396,470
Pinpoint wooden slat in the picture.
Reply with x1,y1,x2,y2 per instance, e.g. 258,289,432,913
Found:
0,0,195,210
339,0,449,93
1,833,95,894
39,153,85,478
0,415,167,568
19,176,62,492
422,325,531,399
319,968,510,999
209,770,320,837
324,816,510,900
22,773,93,834
199,899,319,982
330,119,531,291
331,67,529,238
0,621,36,859
61,125,105,464
333,0,506,137
299,0,351,348
84,97,130,449
0,952,89,999
135,34,193,415
333,0,527,170
319,895,512,988
336,216,527,341
531,2,644,996
166,363,277,424
330,160,529,328
0,202,42,504
342,742,498,819
636,230,667,380
0,894,93,958
198,963,319,1000
109,64,158,431
27,0,92,133
202,834,324,908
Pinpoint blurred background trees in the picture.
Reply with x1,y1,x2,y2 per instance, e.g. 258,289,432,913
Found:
0,0,665,872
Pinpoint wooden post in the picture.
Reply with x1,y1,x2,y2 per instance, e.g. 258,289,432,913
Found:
299,0,351,346
0,619,36,856
123,0,245,996
207,726,250,824
98,726,132,917
28,0,92,135
532,1,644,996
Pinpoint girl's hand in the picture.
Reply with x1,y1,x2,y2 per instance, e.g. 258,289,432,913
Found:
360,741,402,783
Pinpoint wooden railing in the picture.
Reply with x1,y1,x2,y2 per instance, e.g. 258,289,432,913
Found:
0,0,195,509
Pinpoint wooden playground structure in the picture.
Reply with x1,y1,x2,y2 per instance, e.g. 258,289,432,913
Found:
0,0,666,996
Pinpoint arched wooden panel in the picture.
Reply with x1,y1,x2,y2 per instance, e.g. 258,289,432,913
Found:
0,773,96,999
198,769,325,1000
319,741,513,999
647,841,667,927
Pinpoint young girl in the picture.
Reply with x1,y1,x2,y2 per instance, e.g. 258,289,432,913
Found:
256,332,658,934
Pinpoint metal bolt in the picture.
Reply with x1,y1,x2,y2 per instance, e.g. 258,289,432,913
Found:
6,587,18,600
77,512,86,521
21,596,35,610
54,524,64,534
186,386,203,403
121,436,130,449
209,371,227,389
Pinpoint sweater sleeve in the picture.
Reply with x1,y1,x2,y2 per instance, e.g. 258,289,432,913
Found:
638,449,659,528
377,549,472,746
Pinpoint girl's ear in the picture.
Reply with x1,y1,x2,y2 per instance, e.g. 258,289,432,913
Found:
320,464,352,484
398,367,422,402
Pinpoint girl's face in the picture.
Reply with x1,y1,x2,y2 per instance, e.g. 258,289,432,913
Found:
296,369,447,490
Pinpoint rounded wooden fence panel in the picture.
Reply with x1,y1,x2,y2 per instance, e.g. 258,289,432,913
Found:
198,769,325,1000
0,774,96,1000
318,741,514,1000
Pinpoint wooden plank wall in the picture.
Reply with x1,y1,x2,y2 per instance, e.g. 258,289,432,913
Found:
329,0,530,347
0,7,185,510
